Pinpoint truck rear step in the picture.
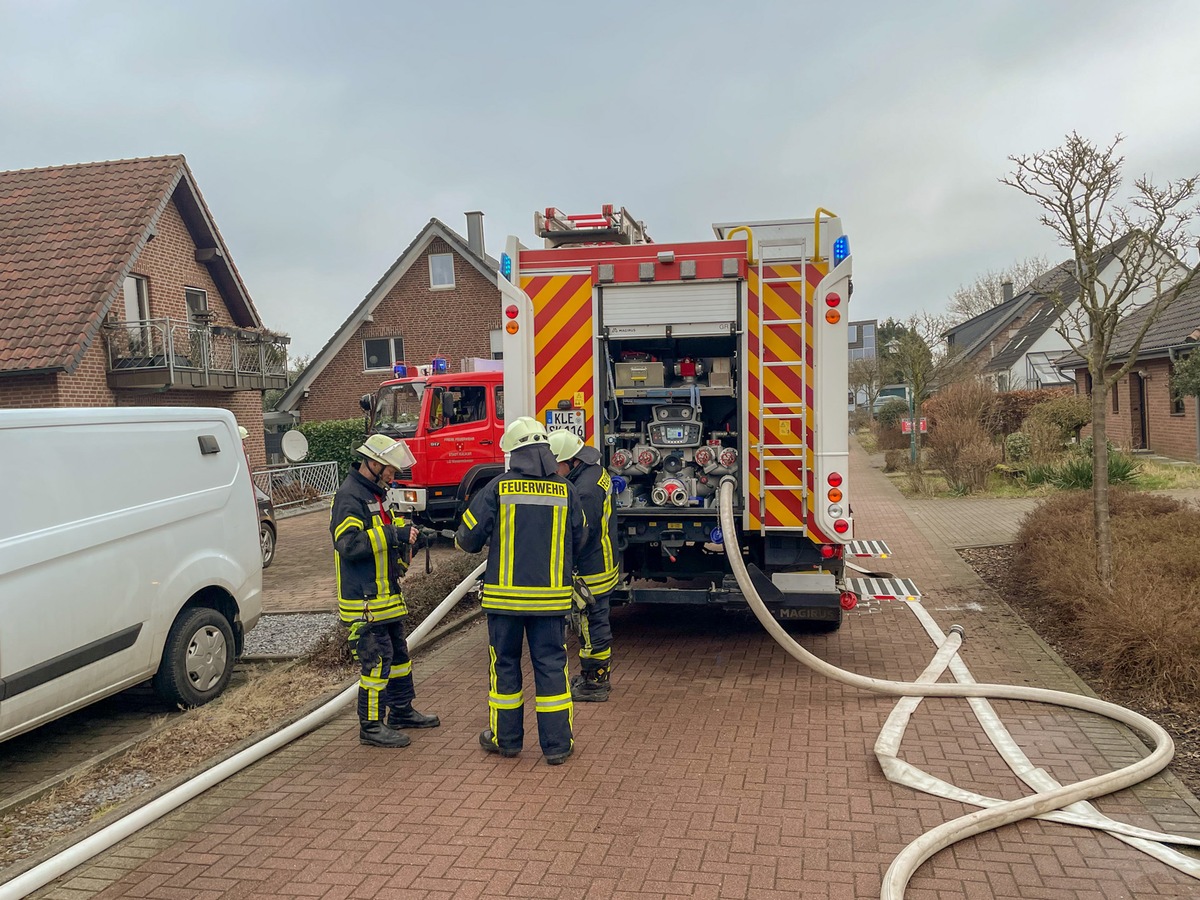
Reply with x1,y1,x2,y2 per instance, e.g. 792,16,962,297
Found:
845,577,921,602
844,539,891,558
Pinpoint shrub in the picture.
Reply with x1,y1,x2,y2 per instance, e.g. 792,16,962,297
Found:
884,449,906,473
1026,394,1092,441
1013,490,1200,700
927,417,1001,493
923,379,999,433
296,418,368,482
1024,418,1067,464
990,387,1073,436
1076,435,1116,457
1005,431,1031,462
876,398,909,430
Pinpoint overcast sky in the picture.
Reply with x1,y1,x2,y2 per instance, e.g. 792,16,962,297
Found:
4,0,1200,360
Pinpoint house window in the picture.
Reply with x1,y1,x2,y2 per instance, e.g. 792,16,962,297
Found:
363,337,404,371
1171,356,1188,416
185,288,208,322
847,325,858,344
429,253,455,290
123,275,149,322
996,373,1009,392
1112,380,1120,413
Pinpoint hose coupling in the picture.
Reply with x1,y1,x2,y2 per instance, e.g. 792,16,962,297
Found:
949,624,965,640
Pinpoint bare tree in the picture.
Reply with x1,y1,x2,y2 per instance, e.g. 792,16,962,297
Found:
848,355,885,416
947,256,1051,324
1003,132,1200,588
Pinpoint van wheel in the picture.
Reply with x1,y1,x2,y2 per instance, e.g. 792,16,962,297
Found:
260,522,277,568
153,608,235,708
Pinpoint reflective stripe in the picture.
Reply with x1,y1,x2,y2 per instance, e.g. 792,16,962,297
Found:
501,493,567,507
535,690,572,714
489,690,523,710
362,671,386,721
581,568,619,594
390,660,413,678
500,504,515,586
579,612,592,655
463,509,478,529
484,583,572,597
481,595,571,613
580,646,611,661
334,516,364,539
600,488,614,573
550,505,564,588
499,480,568,498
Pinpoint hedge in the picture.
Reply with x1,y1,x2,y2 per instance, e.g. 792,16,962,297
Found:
296,418,367,482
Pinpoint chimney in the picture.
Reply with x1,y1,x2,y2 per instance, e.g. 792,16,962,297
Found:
465,211,485,257
1002,280,1014,303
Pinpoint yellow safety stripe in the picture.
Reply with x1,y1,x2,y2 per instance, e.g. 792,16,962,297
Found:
600,492,614,572
482,585,571,600
389,661,412,678
535,691,572,714
481,596,572,613
366,527,386,601
581,568,619,594
483,583,572,597
489,691,523,710
502,503,515,586
463,509,477,529
338,597,407,622
333,516,365,540
488,646,499,738
580,646,611,661
580,613,590,652
362,672,386,721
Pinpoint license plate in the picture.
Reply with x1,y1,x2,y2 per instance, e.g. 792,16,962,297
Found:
545,408,585,438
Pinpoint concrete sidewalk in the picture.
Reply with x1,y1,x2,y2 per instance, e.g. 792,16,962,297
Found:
26,443,1200,899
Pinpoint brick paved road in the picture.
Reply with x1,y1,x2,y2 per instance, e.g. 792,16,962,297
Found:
24,445,1200,899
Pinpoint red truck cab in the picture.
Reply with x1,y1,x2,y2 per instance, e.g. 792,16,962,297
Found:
362,370,505,526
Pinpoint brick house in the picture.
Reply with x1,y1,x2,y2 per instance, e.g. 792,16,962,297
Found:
276,213,500,424
0,156,286,466
1062,278,1200,461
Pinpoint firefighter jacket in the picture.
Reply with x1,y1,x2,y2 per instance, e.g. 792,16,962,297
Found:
456,449,585,615
566,449,619,595
331,465,410,624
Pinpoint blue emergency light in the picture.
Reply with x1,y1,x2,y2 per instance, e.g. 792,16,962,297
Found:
431,356,448,374
833,235,850,266
393,361,408,378
500,252,513,281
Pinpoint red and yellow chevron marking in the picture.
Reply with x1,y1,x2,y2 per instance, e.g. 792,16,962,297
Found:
746,262,830,539
522,273,595,439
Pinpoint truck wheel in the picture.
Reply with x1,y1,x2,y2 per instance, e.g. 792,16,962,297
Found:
153,607,235,708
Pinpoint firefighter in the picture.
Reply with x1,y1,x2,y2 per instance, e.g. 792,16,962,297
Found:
332,433,440,748
455,417,585,765
548,430,619,702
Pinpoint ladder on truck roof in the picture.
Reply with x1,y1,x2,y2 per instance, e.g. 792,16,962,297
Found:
534,205,652,247
756,238,810,534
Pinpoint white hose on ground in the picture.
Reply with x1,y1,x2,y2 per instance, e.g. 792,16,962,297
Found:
0,561,487,900
715,478,1184,900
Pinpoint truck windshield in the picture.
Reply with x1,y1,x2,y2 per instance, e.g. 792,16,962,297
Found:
375,384,423,434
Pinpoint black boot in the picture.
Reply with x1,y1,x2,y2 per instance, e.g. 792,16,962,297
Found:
360,721,410,748
545,744,574,766
389,704,440,729
479,729,519,758
570,663,611,702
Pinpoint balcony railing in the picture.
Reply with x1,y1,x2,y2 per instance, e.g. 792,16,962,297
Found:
103,318,289,391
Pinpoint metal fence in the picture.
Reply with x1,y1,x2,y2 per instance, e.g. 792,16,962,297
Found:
253,461,340,509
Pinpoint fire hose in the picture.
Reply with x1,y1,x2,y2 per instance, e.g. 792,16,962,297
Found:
0,562,487,900
715,476,1198,899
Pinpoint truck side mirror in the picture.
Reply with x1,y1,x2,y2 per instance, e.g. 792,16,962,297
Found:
359,394,373,413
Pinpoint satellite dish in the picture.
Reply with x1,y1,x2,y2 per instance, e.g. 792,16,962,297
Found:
281,430,309,463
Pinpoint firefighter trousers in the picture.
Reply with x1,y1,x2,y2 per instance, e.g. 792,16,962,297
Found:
353,619,415,725
577,590,613,678
485,613,573,758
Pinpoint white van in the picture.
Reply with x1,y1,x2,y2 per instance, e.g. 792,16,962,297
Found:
0,407,262,743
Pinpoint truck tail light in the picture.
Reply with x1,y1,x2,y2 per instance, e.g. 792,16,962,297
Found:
505,304,519,319
827,472,843,487
505,321,519,334
827,487,843,503
825,309,841,324
834,519,849,534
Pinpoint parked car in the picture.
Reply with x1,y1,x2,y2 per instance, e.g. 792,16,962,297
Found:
256,486,277,568
0,407,263,743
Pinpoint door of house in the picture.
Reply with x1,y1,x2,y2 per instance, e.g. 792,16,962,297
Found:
1130,372,1148,450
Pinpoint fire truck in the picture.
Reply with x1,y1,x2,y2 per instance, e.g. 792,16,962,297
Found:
497,206,914,629
361,365,505,527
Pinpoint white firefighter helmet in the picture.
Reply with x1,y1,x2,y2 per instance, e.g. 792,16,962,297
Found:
237,426,249,440
356,433,416,470
499,416,549,453
548,429,584,463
